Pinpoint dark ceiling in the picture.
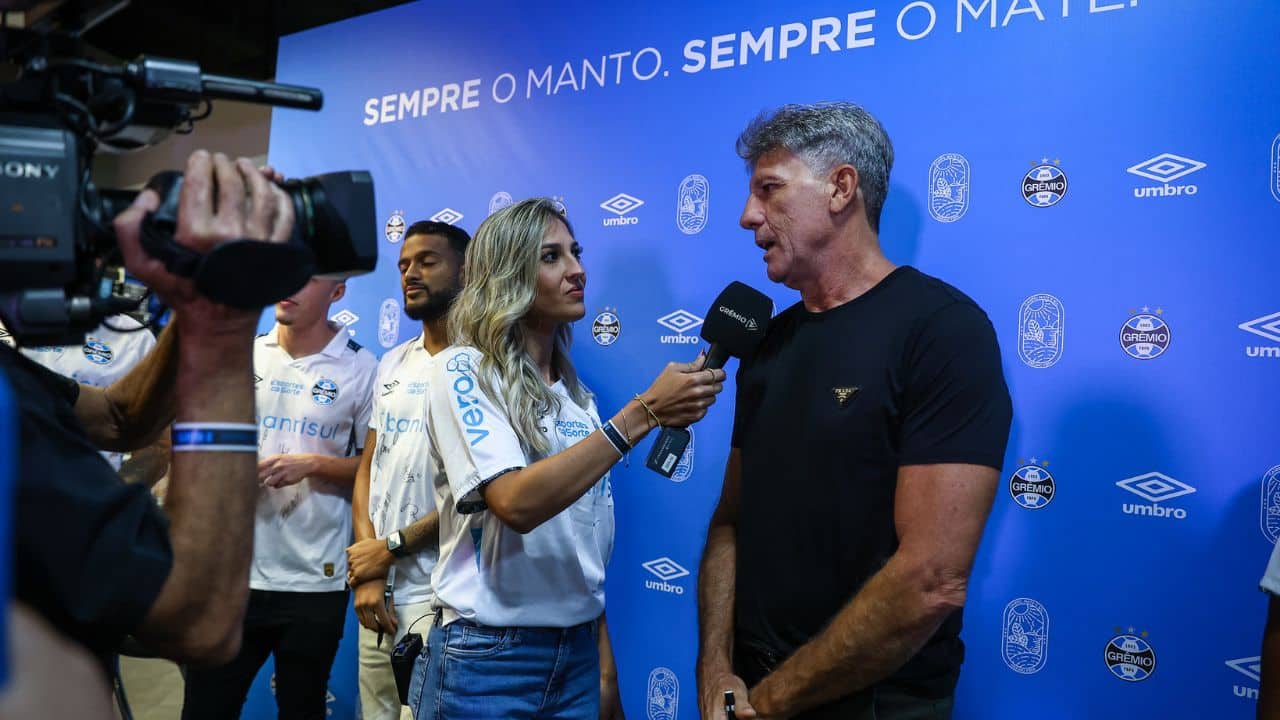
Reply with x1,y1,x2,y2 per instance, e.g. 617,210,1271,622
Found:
17,0,413,79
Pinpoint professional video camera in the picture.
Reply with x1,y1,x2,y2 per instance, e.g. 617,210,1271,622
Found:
0,3,377,346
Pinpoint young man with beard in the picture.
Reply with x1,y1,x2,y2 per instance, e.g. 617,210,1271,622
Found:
183,277,378,720
347,221,469,719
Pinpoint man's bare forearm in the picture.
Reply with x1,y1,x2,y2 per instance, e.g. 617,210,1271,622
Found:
401,510,439,554
351,429,377,542
117,434,171,487
697,520,738,680
750,555,962,716
134,319,259,660
77,322,179,451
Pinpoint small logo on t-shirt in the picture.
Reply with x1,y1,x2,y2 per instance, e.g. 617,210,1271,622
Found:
381,380,401,396
555,420,592,439
323,563,335,577
82,340,113,365
832,386,860,407
312,378,339,406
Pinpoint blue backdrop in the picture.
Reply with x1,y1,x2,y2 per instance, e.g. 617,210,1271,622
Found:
250,2,1280,717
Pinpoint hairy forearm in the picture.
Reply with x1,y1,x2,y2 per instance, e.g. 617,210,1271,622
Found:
117,434,171,487
751,555,963,716
697,519,738,679
401,510,439,554
78,322,179,451
135,321,258,661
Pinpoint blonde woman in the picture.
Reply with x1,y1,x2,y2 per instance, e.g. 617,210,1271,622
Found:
409,198,724,719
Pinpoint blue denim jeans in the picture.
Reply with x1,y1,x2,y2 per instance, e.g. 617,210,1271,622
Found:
409,617,599,719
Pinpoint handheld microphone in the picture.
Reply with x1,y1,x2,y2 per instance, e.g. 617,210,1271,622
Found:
646,281,772,477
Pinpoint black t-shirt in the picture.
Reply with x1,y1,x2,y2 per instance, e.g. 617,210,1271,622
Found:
1,345,173,668
731,266,1012,700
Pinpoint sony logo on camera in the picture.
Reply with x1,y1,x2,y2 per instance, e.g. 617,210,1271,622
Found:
1,160,61,179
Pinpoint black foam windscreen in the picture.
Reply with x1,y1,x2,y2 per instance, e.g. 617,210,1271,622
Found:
699,281,773,360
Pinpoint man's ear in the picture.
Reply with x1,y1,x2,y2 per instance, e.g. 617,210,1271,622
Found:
828,164,859,214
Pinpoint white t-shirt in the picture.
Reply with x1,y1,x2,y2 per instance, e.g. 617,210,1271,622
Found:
428,346,614,628
16,315,157,470
252,325,377,592
1261,541,1280,596
367,335,440,606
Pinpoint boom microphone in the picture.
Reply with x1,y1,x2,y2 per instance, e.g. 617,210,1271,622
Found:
646,281,772,477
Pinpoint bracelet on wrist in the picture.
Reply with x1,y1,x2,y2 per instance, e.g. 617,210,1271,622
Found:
172,422,257,453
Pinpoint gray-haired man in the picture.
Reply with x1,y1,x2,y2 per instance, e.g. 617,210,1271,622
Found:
696,103,1013,719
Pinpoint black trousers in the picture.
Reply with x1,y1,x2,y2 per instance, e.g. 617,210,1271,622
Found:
734,641,953,720
182,589,348,720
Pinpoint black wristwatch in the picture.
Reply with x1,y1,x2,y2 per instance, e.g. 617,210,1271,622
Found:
386,531,409,558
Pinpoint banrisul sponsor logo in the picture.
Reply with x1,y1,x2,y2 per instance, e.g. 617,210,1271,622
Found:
646,666,679,720
657,309,703,345
1260,464,1280,543
928,153,969,223
642,557,689,595
446,352,488,446
600,193,643,227
1105,629,1156,682
1116,471,1196,520
592,307,621,346
1017,294,1064,368
1120,307,1170,360
1239,311,1280,359
1022,158,1067,208
1128,153,1205,199
1009,458,1054,510
1001,597,1048,674
1226,656,1261,701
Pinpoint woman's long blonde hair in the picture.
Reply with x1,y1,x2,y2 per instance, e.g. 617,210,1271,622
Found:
448,198,591,456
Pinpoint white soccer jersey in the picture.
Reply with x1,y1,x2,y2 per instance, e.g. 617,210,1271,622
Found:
17,315,157,470
252,325,377,592
428,346,614,628
367,335,441,607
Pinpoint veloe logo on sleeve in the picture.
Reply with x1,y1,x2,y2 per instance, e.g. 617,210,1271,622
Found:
446,352,488,446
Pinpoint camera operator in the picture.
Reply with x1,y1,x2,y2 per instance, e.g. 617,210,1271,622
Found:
3,149,295,671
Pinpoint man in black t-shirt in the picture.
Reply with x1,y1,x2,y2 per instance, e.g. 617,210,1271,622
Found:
696,104,1012,720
